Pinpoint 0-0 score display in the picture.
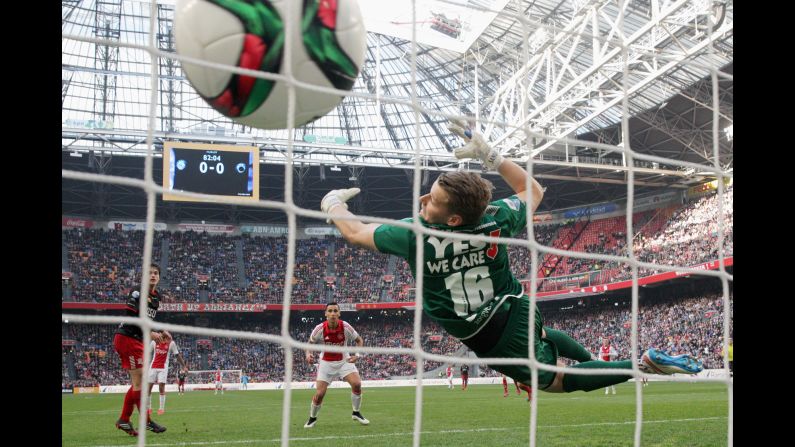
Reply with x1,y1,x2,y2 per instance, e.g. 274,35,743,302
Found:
163,142,260,203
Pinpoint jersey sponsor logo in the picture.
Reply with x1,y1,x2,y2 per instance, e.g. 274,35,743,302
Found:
426,236,492,274
427,236,489,260
503,197,521,211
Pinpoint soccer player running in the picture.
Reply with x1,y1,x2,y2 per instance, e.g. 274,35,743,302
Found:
599,337,618,395
460,364,470,390
319,119,703,394
146,336,188,415
304,302,369,428
112,263,169,436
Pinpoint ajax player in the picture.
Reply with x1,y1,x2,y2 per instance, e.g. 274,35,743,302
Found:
304,302,368,428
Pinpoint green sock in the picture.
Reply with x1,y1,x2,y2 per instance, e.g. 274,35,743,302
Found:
543,327,593,362
562,360,634,393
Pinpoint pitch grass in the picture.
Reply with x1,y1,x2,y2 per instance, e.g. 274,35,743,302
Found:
62,382,729,447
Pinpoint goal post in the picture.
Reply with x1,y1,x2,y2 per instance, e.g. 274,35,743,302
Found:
186,369,243,391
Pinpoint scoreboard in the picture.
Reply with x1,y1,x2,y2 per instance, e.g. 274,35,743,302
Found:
163,142,259,203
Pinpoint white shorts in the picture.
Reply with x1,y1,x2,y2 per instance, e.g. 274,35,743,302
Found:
316,359,358,384
216,380,223,388
148,368,167,384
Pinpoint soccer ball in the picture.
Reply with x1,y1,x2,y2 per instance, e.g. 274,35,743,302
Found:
174,0,367,129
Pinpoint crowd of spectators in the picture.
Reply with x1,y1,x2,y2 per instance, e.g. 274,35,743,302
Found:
62,189,732,304
239,235,333,304
63,228,164,302
62,287,732,388
167,230,241,302
545,292,732,369
332,241,391,303
612,187,733,281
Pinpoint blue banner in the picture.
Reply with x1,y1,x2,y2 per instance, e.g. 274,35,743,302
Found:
563,203,618,218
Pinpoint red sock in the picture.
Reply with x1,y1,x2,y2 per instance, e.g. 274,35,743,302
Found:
517,382,533,400
120,387,136,421
502,377,508,393
130,389,149,422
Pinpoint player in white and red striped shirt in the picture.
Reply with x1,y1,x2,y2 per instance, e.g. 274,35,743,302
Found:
599,337,618,395
303,302,368,428
214,368,223,395
446,365,454,390
146,336,187,415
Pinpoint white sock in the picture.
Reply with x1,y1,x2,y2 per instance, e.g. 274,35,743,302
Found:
160,393,166,410
310,401,322,418
351,392,362,412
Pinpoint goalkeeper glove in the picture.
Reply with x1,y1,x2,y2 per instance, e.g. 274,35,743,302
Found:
448,118,504,170
320,187,361,223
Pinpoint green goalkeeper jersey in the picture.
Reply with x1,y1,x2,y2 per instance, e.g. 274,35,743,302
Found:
373,195,527,339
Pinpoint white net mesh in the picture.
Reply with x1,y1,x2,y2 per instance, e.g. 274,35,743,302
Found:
62,1,733,446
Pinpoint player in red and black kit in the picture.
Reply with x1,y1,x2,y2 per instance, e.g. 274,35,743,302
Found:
460,364,469,390
177,369,187,395
112,263,169,437
502,374,533,400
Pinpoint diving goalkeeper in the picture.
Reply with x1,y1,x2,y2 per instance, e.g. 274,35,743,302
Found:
319,119,703,392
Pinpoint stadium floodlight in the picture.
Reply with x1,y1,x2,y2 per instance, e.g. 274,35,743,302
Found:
724,124,733,141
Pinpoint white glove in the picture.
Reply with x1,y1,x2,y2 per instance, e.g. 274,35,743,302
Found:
320,187,361,223
448,118,504,170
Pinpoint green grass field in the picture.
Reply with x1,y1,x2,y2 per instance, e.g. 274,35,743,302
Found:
62,382,730,447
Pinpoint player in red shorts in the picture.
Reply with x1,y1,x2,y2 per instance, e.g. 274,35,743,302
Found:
460,364,469,390
177,369,187,395
502,374,532,400
112,263,169,437
502,374,519,397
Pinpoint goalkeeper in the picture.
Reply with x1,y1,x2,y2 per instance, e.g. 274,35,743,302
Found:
320,119,703,392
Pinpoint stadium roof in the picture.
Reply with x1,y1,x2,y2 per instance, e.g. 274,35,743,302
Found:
62,0,733,221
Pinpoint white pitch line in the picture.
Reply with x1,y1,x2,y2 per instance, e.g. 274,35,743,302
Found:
79,416,727,447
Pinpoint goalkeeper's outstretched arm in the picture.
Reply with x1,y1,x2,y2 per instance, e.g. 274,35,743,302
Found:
496,158,544,212
321,188,379,250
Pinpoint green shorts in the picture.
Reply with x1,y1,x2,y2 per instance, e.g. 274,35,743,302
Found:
475,295,558,388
